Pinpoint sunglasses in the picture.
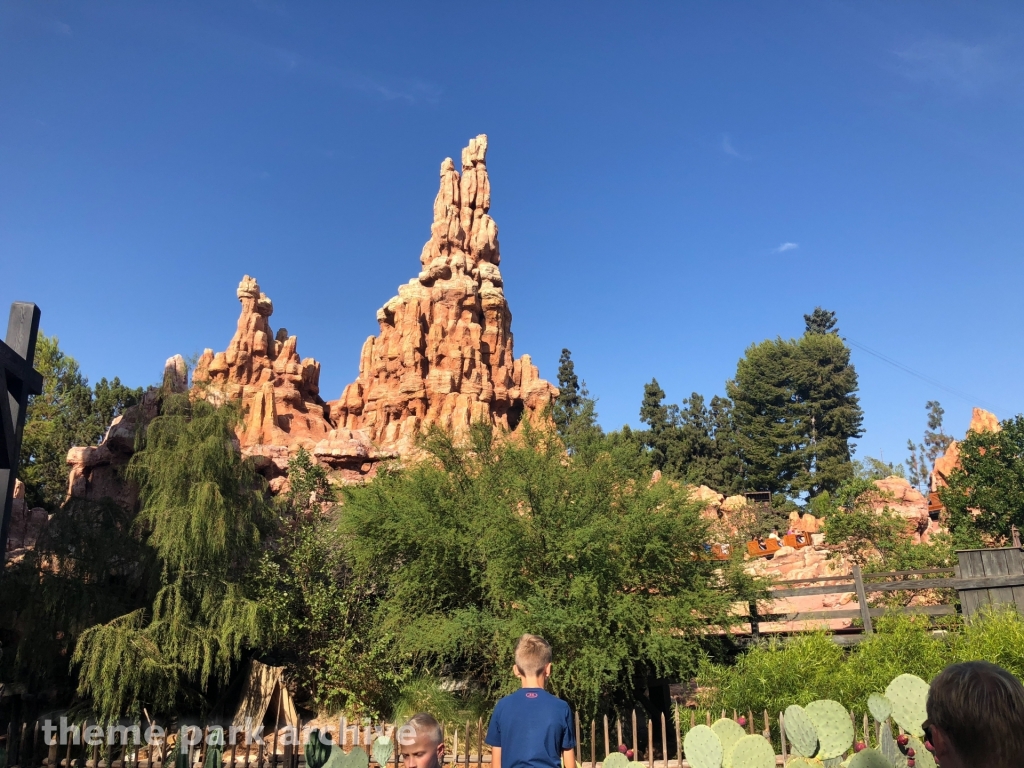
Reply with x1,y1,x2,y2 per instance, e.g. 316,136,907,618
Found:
922,721,935,752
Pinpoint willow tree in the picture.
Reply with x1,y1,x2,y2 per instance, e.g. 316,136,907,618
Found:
73,396,272,719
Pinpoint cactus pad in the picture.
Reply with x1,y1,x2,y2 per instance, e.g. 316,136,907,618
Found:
783,705,819,758
373,737,395,768
784,760,817,768
908,737,935,768
712,719,746,760
805,700,853,760
603,754,630,768
684,725,724,768
306,731,333,768
884,674,929,738
341,747,370,768
724,735,774,768
848,749,889,768
867,694,893,723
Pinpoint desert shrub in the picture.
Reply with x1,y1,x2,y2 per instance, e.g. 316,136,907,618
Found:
339,422,761,719
698,608,1024,715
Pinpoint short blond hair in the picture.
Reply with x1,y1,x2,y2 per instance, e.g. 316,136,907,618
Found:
398,713,443,747
514,634,552,676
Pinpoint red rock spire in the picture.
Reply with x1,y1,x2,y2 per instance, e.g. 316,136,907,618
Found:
330,134,556,454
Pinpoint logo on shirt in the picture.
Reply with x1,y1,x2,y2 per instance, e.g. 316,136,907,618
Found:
526,692,538,698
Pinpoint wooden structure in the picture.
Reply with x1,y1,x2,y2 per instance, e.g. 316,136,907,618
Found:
955,547,1024,619
0,302,42,564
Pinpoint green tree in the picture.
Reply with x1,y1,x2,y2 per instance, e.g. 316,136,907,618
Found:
20,333,141,509
339,423,758,718
72,397,272,719
803,306,838,335
906,401,953,492
638,378,674,470
941,415,1024,547
727,311,863,498
551,349,603,457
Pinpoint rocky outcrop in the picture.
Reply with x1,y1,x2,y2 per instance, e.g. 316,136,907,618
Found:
931,407,1000,491
862,475,941,544
192,277,383,482
4,479,50,564
746,544,854,631
328,135,557,456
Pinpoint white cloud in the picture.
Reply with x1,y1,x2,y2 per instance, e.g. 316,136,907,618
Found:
894,38,1003,95
721,134,742,158
773,242,799,253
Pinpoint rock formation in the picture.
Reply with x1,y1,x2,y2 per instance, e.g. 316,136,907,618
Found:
192,277,381,485
4,479,50,564
862,475,941,544
930,407,1000,491
328,134,557,455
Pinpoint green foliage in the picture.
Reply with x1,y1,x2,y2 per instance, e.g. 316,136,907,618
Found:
552,348,604,457
339,423,760,719
19,332,141,509
940,414,1024,547
255,449,390,716
636,381,744,493
803,307,838,336
727,314,863,499
0,496,154,699
72,397,272,719
906,401,952,493
699,608,1024,717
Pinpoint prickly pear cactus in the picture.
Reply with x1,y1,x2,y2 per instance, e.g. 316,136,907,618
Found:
884,675,929,738
822,758,843,768
877,722,904,768
712,718,746,759
204,729,224,768
724,735,774,768
683,724,724,768
784,760,817,768
907,737,935,768
804,700,853,761
867,694,893,723
783,705,819,758
306,731,333,768
324,746,346,768
341,746,370,768
603,754,630,768
372,737,394,768
848,749,889,768
629,762,646,768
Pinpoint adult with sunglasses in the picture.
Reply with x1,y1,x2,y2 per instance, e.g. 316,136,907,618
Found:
924,660,1024,768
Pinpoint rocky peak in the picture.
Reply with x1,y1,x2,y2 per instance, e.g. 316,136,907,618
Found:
329,135,557,455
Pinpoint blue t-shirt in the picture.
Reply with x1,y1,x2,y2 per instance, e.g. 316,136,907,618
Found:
485,688,576,768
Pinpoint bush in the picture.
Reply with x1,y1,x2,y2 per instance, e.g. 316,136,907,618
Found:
697,608,1024,716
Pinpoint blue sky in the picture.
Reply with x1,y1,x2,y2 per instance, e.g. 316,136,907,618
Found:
2,1,1022,465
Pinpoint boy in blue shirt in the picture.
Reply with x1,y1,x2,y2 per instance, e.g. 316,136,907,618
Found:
485,634,577,768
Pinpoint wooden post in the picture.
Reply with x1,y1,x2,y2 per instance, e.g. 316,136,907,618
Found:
747,711,753,735
272,691,283,768
590,720,596,768
646,718,653,768
659,713,666,768
762,711,770,741
477,718,483,768
0,302,42,575
574,714,581,765
630,712,637,759
675,710,682,768
852,565,874,635
453,724,458,766
616,719,622,753
603,715,609,760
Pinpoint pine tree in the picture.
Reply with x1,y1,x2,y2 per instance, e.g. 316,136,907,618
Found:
727,311,863,498
639,378,674,470
906,401,953,492
72,396,272,719
803,306,838,335
551,349,602,455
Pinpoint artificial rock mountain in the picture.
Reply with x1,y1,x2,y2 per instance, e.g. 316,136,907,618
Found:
65,135,555,501
329,134,557,454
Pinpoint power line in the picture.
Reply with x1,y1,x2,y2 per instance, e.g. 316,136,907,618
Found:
845,336,1009,415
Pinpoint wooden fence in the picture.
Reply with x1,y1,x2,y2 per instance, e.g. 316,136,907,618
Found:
743,553,1024,644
